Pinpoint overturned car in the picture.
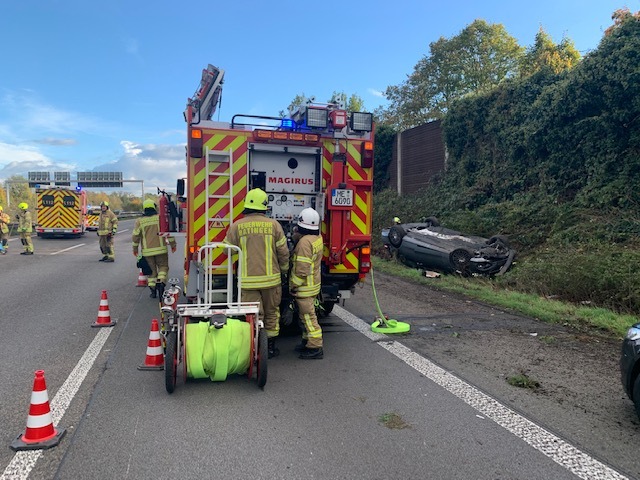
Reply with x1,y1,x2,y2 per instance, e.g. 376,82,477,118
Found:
382,218,516,276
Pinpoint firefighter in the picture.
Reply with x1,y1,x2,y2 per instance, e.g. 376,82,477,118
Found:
290,208,324,359
132,199,176,299
224,188,289,358
0,205,10,254
97,201,118,262
16,203,34,255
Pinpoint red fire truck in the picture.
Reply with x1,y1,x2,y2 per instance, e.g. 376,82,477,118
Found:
161,64,374,316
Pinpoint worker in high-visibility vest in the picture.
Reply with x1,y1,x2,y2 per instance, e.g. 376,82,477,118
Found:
16,203,34,255
0,205,10,254
97,201,118,262
224,188,289,358
290,208,324,359
132,199,176,299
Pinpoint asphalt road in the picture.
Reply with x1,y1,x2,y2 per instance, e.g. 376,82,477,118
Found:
0,222,632,479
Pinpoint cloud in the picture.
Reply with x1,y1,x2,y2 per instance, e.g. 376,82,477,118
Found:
368,88,385,98
1,91,118,137
89,140,187,194
32,138,78,146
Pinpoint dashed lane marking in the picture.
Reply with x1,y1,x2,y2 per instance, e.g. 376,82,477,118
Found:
333,305,628,480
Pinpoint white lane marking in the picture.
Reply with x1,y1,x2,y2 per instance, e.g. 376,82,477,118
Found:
333,305,628,480
0,327,114,480
116,229,129,234
49,244,86,255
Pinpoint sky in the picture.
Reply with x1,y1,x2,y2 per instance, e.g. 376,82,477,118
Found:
0,0,636,196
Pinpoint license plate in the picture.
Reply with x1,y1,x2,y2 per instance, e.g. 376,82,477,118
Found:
331,189,353,207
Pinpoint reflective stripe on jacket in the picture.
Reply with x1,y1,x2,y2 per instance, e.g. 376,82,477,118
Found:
98,210,118,235
224,213,289,290
290,235,323,297
132,214,175,256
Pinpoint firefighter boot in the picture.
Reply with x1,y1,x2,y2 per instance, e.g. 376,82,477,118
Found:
149,286,157,298
156,282,165,300
267,338,279,359
299,347,323,360
294,339,308,352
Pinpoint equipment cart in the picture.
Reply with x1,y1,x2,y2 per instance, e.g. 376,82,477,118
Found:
160,243,267,393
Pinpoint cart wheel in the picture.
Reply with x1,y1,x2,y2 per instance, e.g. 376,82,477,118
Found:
256,329,268,389
165,331,177,394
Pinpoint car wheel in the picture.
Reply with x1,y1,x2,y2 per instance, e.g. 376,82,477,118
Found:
633,374,640,421
388,225,406,248
450,249,472,273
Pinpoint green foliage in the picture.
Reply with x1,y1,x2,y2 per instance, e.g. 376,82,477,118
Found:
373,125,396,192
382,19,523,129
372,14,640,315
519,28,581,77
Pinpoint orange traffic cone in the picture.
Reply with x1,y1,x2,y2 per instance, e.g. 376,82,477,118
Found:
92,290,116,328
136,269,148,287
11,370,66,451
138,319,164,370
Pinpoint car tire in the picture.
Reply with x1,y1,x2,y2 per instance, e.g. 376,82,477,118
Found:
450,249,472,274
633,374,640,421
388,225,406,248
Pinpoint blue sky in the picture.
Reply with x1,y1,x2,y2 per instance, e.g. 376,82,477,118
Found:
0,0,635,195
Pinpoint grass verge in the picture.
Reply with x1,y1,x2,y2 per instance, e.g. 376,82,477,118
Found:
372,256,638,338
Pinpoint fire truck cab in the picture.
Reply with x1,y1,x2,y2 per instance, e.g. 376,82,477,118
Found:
161,64,374,316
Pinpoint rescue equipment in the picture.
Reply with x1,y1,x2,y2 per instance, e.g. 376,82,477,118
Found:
10,370,66,451
370,265,410,334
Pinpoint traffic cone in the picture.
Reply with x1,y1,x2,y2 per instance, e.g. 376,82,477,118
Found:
92,290,116,327
136,269,148,287
138,319,164,370
11,370,66,451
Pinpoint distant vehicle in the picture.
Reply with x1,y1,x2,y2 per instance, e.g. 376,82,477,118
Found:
382,218,516,276
86,207,100,231
35,186,87,238
620,324,640,420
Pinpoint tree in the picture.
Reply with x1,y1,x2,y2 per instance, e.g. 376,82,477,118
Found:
5,175,35,210
281,92,367,118
604,8,640,37
381,19,524,129
519,28,580,77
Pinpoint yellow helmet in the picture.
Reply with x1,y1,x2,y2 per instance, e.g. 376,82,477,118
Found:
243,188,268,211
143,199,156,210
393,216,401,224
100,201,109,207
0,206,3,212
18,202,28,210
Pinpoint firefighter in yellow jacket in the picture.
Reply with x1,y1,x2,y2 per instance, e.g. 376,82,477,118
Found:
290,208,324,359
224,188,289,358
132,199,176,299
0,205,10,254
16,203,34,255
98,201,118,262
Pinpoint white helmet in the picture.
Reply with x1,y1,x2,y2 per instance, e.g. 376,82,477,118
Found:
297,208,320,231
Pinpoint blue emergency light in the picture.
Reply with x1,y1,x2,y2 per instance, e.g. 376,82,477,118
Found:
280,118,295,130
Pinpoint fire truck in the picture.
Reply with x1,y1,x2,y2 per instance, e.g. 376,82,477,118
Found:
161,64,374,315
35,186,87,238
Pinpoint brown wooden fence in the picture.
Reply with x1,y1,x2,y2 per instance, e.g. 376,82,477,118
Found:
389,120,447,195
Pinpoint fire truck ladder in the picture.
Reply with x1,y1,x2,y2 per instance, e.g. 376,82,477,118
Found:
188,64,225,123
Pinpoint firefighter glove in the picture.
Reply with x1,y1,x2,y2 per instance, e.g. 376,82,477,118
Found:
107,233,112,239
171,245,176,253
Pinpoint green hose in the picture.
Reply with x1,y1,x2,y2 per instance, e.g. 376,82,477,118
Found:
370,265,410,334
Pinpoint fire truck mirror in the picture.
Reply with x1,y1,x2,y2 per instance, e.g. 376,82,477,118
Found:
177,179,185,197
